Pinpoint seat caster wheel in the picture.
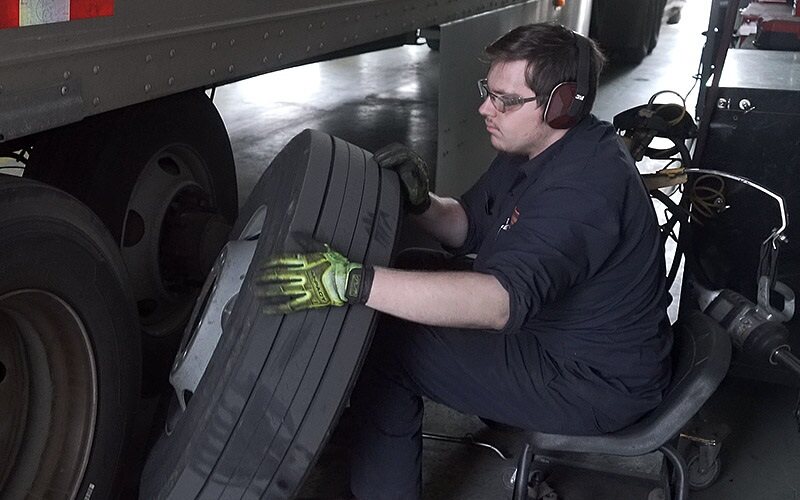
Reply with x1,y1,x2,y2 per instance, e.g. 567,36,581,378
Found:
502,467,517,491
505,467,556,499
687,453,721,490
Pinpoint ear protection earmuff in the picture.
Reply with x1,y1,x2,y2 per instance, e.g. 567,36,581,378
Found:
543,32,591,129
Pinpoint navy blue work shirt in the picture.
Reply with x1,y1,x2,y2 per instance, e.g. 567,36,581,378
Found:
453,115,672,413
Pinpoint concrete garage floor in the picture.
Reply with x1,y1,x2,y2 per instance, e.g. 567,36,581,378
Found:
207,1,800,498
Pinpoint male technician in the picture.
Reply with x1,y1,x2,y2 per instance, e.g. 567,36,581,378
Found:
259,23,672,500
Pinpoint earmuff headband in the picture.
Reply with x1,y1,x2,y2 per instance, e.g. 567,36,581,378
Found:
569,33,591,119
543,31,592,129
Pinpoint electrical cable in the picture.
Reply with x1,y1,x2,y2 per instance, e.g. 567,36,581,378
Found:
690,174,726,219
758,227,781,302
648,90,689,126
684,54,704,104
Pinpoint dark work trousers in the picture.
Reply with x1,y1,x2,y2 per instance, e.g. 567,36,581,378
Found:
348,249,602,500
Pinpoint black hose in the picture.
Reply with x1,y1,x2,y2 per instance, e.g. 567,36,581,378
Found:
659,444,688,500
513,443,534,500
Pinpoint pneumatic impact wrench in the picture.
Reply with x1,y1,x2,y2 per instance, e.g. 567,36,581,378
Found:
698,287,800,429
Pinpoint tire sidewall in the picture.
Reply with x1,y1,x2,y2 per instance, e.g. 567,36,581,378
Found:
0,180,140,499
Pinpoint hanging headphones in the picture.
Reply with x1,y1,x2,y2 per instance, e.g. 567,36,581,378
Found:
543,32,592,129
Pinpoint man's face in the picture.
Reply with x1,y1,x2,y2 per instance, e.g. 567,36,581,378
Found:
479,60,563,159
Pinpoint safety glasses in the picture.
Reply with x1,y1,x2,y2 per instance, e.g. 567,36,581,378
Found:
477,78,538,113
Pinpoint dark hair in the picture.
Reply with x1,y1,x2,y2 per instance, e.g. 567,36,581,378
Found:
485,23,605,119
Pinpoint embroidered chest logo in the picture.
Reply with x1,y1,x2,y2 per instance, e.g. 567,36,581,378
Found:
499,207,520,232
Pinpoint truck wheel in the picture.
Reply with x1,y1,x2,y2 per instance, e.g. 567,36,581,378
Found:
140,130,401,499
26,90,238,390
591,0,666,64
0,176,140,499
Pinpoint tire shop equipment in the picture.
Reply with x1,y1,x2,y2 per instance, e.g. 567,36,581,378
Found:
0,176,141,499
140,129,401,499
25,90,238,392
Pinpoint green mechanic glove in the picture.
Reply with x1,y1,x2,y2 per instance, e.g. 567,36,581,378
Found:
257,244,374,315
373,143,431,215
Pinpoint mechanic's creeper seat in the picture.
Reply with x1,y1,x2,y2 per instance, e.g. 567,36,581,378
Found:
512,310,731,500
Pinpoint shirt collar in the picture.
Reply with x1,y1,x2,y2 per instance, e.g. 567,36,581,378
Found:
518,115,592,179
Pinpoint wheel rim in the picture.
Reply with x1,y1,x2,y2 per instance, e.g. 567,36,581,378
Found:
121,144,230,337
0,290,97,498
169,204,266,409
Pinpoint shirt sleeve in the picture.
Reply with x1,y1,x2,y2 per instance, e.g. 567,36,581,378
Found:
443,155,516,255
479,177,623,334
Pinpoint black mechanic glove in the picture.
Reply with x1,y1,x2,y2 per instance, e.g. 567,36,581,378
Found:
373,143,432,215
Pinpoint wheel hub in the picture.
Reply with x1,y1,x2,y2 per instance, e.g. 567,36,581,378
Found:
122,146,231,337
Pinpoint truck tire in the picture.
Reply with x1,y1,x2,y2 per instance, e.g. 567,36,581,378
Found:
0,175,140,499
140,130,400,499
591,0,667,64
26,90,238,391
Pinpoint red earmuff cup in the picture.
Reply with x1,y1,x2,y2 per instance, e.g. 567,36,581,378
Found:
545,82,578,129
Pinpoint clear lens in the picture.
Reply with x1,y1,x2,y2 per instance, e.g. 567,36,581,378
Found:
495,96,510,113
478,79,506,113
499,95,520,112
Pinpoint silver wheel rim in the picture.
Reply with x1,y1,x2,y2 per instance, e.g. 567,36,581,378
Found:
121,144,226,337
0,290,97,499
169,204,266,409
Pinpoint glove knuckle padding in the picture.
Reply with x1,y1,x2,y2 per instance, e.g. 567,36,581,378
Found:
374,143,416,170
257,234,368,313
398,165,427,206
